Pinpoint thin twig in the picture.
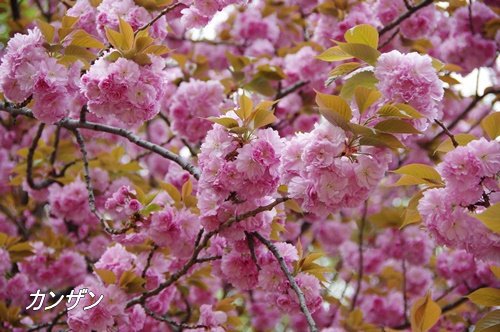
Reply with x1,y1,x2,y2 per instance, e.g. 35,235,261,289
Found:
26,123,60,190
194,255,222,263
401,258,409,325
142,245,159,279
378,28,400,50
0,202,28,238
274,80,309,103
433,88,500,140
252,231,318,332
434,119,458,148
49,126,61,166
47,308,68,332
378,0,434,37
468,0,475,35
0,103,201,180
126,197,288,308
245,232,261,271
351,200,368,311
135,2,183,36
72,128,132,235
144,305,209,329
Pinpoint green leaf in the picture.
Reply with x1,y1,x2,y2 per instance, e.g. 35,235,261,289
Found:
225,51,250,72
373,119,422,134
135,36,154,53
474,310,500,332
359,133,406,150
368,207,402,228
339,70,378,101
315,46,353,62
435,134,478,153
255,64,287,80
337,42,381,66
207,117,239,128
35,19,55,43
481,112,500,140
132,53,152,65
410,291,441,332
431,57,445,72
236,93,253,121
181,179,193,202
490,265,500,281
472,202,500,233
315,90,352,121
70,36,106,49
344,24,379,49
319,107,350,131
467,288,500,306
143,45,171,56
215,298,236,312
62,15,79,28
354,86,382,114
160,181,181,203
251,108,278,128
244,77,276,96
226,315,243,327
58,28,76,41
327,62,362,80
118,16,134,50
400,190,424,228
106,27,125,50
94,268,117,285
389,175,432,187
394,104,425,119
347,123,378,136
64,45,98,62
392,164,442,181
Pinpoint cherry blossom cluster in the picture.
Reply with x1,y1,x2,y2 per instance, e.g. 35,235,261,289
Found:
81,55,168,126
419,138,500,262
374,50,444,130
0,28,84,123
281,121,389,216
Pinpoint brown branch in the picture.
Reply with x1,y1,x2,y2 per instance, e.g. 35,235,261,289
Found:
0,103,201,180
252,231,318,332
434,119,458,148
275,80,309,101
351,200,368,311
378,28,400,50
126,197,288,308
135,2,183,36
0,202,28,238
194,255,222,263
72,128,132,235
144,305,208,329
433,88,500,140
26,123,60,190
142,244,159,279
378,0,435,37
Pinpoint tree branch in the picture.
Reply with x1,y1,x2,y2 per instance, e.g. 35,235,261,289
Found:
252,231,318,332
378,0,434,37
351,200,368,311
0,103,201,180
126,196,289,308
434,119,458,148
135,2,183,36
433,88,500,140
144,305,208,329
26,123,60,190
72,128,132,235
